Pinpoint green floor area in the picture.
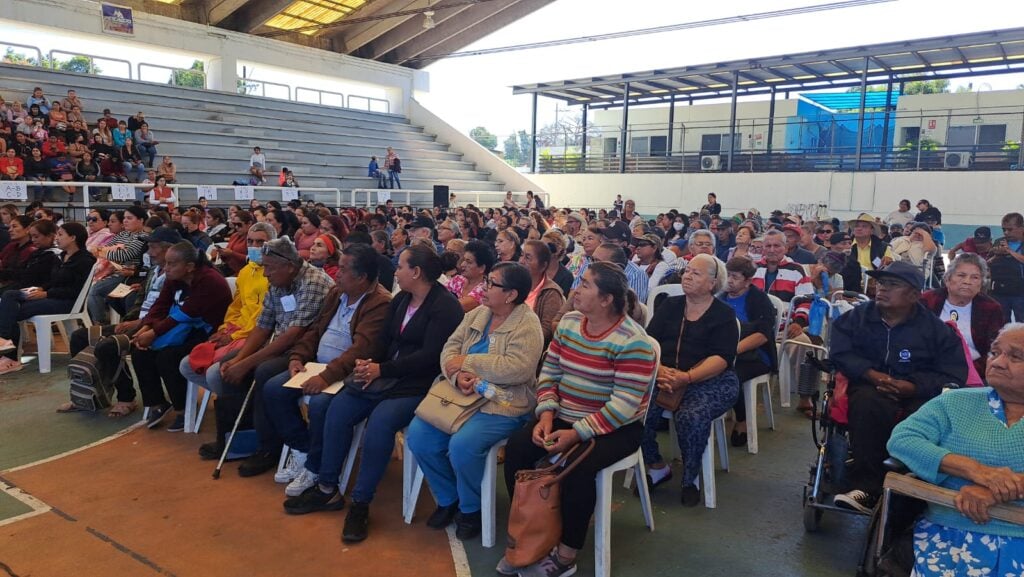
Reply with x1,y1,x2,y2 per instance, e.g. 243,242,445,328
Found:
0,357,132,473
462,408,870,577
0,489,33,521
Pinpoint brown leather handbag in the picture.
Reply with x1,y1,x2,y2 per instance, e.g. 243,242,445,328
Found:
505,439,595,567
655,312,689,412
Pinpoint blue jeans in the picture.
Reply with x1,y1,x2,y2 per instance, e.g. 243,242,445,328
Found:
123,161,145,182
261,369,333,455
136,143,157,167
641,370,739,486
178,350,239,396
406,412,528,514
313,386,423,504
994,294,1024,324
388,170,401,189
88,273,126,325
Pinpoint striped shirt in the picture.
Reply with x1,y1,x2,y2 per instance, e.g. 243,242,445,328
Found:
571,258,650,303
104,230,147,267
752,256,813,324
536,312,656,441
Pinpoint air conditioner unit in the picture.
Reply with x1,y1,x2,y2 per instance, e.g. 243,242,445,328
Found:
700,155,722,171
944,151,971,169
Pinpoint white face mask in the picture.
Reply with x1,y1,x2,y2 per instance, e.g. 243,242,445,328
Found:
673,222,684,232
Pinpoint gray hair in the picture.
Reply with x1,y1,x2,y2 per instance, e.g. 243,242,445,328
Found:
996,322,1024,339
262,236,301,265
689,229,717,250
689,253,728,294
249,221,277,240
944,252,988,284
763,228,787,244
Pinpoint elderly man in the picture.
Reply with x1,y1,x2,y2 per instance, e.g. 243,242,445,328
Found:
215,237,334,477
989,212,1024,324
261,244,393,494
848,213,894,293
831,261,968,513
782,224,817,265
436,219,460,246
406,214,442,254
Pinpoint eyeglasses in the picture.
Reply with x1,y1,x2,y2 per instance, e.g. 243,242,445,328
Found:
33,214,44,220
86,217,98,223
816,229,833,234
484,276,507,290
260,244,294,262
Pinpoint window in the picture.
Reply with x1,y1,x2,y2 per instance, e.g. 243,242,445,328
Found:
978,124,1007,152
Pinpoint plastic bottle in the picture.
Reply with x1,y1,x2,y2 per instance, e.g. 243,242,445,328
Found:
808,297,827,337
475,380,513,407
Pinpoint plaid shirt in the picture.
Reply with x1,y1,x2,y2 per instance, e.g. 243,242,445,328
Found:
256,261,334,335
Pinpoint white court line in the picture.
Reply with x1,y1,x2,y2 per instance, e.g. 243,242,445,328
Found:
4,420,145,474
0,477,51,527
445,526,473,577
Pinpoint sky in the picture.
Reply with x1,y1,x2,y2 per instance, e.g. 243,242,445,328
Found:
2,0,1023,140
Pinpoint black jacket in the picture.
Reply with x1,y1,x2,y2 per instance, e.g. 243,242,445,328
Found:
45,249,97,301
377,282,464,398
830,301,967,399
718,285,778,371
11,248,60,290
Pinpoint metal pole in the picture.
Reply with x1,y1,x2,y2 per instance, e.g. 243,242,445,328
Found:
767,86,777,158
726,71,739,172
854,56,869,171
667,94,676,157
581,103,589,172
619,82,630,174
916,110,924,170
880,75,894,169
530,93,538,174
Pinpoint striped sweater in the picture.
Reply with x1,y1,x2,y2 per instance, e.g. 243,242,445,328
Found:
536,311,656,441
753,256,814,324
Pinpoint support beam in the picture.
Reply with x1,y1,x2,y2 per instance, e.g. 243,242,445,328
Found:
854,56,869,171
766,86,776,156
667,94,675,156
580,103,588,167
219,0,294,33
327,0,422,53
880,75,894,169
530,93,538,174
620,82,630,174
204,0,251,25
353,1,475,61
726,71,739,172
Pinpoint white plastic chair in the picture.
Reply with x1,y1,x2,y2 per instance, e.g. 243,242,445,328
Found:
225,277,237,295
697,414,730,509
18,263,98,373
639,302,651,328
646,283,682,313
184,382,212,434
766,294,792,407
741,374,775,454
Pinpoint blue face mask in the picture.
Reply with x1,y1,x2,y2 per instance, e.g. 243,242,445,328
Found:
247,246,263,265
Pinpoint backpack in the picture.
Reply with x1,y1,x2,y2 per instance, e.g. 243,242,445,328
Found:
67,329,131,411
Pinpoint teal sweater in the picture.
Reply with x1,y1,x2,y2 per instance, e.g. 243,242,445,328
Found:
887,387,1024,538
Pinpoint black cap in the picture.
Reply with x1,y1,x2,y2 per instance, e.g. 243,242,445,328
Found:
600,221,631,243
405,215,436,230
866,261,925,290
973,226,992,243
830,232,852,245
147,226,182,245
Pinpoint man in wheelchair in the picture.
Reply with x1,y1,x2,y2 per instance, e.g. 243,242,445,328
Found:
829,262,968,513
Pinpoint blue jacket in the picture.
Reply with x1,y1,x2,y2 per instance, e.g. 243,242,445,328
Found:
368,160,379,177
830,301,967,399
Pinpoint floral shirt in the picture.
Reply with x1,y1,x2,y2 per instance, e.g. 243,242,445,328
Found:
445,274,485,304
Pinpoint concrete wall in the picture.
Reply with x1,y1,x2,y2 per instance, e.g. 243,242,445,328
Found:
1,0,427,115
893,90,1024,147
409,98,542,193
530,170,1024,226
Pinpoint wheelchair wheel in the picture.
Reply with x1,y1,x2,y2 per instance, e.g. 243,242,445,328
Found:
803,503,823,532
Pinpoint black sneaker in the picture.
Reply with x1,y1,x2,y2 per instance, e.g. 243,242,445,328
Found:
145,404,171,429
166,413,186,432
681,484,701,507
198,441,224,461
283,485,346,515
342,502,370,543
454,510,481,541
426,502,459,529
834,490,877,514
237,450,279,478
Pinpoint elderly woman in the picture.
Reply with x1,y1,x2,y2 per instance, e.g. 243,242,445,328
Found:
641,253,740,506
921,253,1004,377
494,229,522,263
308,233,341,279
499,262,656,577
446,240,494,312
718,257,777,446
886,324,1024,575
727,224,758,261
519,240,565,347
407,262,543,540
283,244,464,544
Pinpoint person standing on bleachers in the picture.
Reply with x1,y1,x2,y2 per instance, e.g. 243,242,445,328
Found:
384,146,401,189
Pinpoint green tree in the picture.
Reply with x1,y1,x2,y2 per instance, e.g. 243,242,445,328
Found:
172,60,205,88
517,129,533,166
469,126,497,150
844,85,886,93
902,80,949,94
503,133,521,166
59,56,96,74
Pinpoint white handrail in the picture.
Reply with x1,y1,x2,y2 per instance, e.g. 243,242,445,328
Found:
48,49,132,80
350,188,551,209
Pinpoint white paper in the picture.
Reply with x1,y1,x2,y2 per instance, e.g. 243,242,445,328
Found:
233,185,254,201
111,184,135,201
377,190,391,204
197,185,218,201
108,283,136,299
281,187,300,202
0,182,27,200
282,362,344,395
280,294,297,312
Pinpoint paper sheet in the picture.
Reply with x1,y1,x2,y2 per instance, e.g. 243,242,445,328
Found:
281,362,344,395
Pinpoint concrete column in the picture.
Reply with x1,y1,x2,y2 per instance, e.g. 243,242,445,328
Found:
206,54,238,93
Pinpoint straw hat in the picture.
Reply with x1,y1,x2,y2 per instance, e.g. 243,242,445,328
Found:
847,213,882,237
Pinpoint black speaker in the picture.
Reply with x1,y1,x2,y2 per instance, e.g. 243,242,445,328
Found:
433,185,449,208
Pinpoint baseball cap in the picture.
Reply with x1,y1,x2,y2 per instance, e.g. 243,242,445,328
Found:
600,221,631,243
672,238,688,250
866,261,925,290
633,233,662,248
973,226,992,243
567,212,587,226
782,224,803,237
147,226,182,245
404,215,436,230
830,232,852,245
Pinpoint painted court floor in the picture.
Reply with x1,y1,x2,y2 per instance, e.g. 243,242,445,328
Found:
1,358,869,577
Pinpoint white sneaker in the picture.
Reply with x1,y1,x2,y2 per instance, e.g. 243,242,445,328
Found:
285,468,319,497
274,450,307,484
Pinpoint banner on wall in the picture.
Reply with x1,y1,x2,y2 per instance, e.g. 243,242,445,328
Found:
101,3,134,36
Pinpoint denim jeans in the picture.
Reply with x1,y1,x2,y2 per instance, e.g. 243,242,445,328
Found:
123,161,145,182
406,412,528,514
313,386,423,504
178,350,239,396
994,294,1024,324
88,274,126,325
136,143,157,167
0,290,72,358
388,170,401,189
261,368,332,455
641,370,739,486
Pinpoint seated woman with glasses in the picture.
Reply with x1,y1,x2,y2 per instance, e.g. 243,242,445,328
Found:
214,210,254,276
641,253,739,507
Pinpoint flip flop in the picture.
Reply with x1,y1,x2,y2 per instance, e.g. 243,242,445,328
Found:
0,359,23,375
56,401,83,413
107,401,137,418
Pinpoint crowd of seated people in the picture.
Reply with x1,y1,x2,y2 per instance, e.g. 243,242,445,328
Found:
0,88,167,201
0,187,1014,575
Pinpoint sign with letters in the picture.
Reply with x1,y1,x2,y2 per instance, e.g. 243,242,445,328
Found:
234,185,254,201
197,185,218,201
0,182,27,201
281,187,300,202
377,190,391,204
111,183,135,201
101,3,134,35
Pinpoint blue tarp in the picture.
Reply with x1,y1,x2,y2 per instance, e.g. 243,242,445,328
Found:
801,90,901,112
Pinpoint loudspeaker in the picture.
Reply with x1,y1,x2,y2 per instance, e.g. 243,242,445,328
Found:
433,185,449,208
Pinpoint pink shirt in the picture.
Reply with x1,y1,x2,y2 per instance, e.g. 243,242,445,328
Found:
445,275,485,304
86,228,115,250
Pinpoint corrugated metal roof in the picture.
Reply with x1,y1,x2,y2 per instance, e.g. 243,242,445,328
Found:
265,0,368,35
800,91,901,112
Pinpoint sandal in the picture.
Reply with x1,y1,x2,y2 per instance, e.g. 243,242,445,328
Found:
107,401,137,418
0,357,23,375
796,402,815,419
56,401,83,413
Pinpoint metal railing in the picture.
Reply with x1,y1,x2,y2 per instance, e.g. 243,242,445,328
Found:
296,87,345,107
0,42,43,67
350,189,550,209
49,50,133,80
347,95,391,114
138,63,206,87
238,78,292,101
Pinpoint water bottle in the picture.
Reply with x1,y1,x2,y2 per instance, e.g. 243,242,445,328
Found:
475,380,513,407
808,297,827,338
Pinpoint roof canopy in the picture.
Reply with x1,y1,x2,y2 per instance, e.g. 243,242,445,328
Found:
512,27,1024,109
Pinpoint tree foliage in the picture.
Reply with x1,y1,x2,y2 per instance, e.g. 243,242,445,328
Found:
503,133,521,166
172,60,205,88
469,126,498,150
2,49,101,74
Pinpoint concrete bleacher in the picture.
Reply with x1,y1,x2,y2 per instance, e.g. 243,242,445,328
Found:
0,64,504,203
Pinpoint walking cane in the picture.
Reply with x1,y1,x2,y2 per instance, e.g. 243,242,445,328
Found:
212,378,256,480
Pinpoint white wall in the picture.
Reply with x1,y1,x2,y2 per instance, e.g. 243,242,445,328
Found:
1,0,427,115
530,170,1024,226
409,98,542,193
893,90,1024,146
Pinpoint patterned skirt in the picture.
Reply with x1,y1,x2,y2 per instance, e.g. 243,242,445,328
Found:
910,519,1024,576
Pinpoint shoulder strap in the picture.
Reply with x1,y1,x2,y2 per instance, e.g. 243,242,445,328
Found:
546,439,596,487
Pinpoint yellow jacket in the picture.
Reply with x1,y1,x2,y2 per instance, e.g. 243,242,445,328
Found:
222,262,269,340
